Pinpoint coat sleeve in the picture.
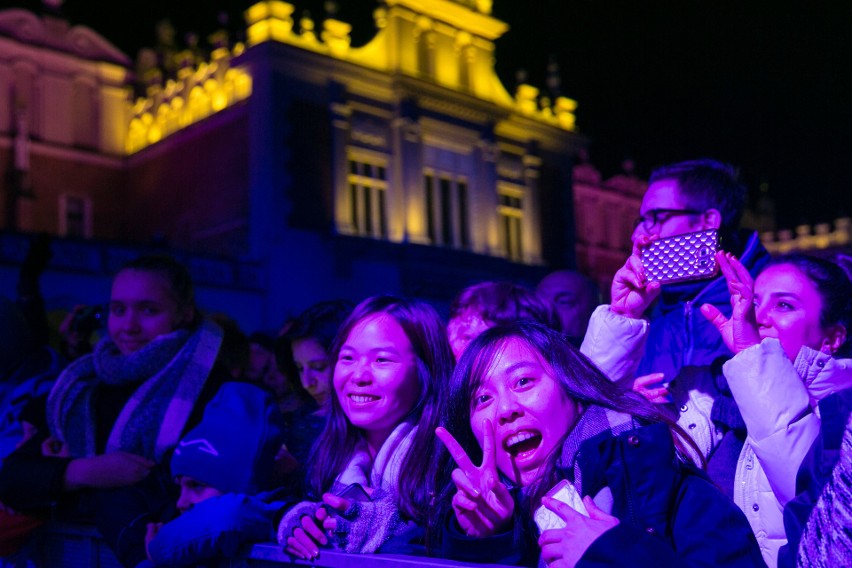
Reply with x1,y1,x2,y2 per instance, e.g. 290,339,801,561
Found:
667,474,767,568
148,493,280,567
580,305,649,385
438,511,530,566
0,431,72,511
580,486,766,568
724,339,821,504
580,426,765,568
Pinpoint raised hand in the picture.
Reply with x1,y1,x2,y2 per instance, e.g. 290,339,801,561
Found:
538,495,619,568
436,420,514,537
632,373,670,404
145,522,163,561
700,251,760,354
610,235,661,319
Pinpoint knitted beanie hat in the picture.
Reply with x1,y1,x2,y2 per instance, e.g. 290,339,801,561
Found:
170,381,286,495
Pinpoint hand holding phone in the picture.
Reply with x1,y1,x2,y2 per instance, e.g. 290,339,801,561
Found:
534,479,587,532
335,482,371,503
640,229,720,285
536,489,620,568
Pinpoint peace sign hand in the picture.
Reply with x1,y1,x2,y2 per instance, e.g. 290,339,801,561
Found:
538,496,619,568
700,251,761,354
436,420,514,538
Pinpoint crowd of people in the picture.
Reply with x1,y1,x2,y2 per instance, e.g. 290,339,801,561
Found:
0,158,850,568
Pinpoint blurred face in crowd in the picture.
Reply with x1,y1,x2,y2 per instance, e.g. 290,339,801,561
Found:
263,365,291,399
246,342,274,382
108,269,191,356
291,337,332,405
469,337,580,486
632,180,715,242
537,271,596,339
175,476,223,514
754,263,845,360
334,313,420,453
447,308,493,362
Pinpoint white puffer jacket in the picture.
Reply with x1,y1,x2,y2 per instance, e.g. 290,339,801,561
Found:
724,339,852,567
581,306,852,568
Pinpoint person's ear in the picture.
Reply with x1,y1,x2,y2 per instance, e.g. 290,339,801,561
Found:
702,208,723,230
822,324,847,355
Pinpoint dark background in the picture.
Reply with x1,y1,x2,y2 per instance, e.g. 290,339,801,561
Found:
11,0,851,228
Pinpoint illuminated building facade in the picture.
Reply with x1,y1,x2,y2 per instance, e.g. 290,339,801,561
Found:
0,4,130,237
1,0,587,327
571,156,645,298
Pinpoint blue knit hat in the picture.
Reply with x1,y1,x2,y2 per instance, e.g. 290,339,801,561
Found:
170,382,286,495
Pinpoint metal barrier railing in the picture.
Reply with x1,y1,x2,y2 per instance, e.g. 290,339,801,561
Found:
24,523,511,568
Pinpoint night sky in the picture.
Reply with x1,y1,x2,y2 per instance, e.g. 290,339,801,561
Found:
10,0,852,229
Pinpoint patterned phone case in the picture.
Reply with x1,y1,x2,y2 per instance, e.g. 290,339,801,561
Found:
640,229,720,284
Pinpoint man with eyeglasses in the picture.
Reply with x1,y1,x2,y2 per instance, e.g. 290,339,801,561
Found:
607,158,771,389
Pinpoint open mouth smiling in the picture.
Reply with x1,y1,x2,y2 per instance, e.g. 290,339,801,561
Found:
348,393,381,404
504,430,543,457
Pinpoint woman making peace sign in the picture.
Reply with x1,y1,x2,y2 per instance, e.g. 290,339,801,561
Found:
433,321,764,567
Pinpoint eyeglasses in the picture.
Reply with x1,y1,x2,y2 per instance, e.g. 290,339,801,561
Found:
633,208,703,232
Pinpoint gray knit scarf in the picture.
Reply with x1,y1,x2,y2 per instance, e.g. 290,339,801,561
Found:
557,404,637,496
46,319,223,462
277,420,419,553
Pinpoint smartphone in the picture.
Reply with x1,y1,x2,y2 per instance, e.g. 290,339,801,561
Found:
640,228,720,285
533,479,587,532
336,482,371,502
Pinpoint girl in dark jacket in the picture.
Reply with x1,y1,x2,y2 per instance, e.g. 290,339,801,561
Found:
434,321,765,567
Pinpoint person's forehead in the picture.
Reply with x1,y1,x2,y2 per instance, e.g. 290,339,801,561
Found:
755,263,818,298
483,338,544,376
539,272,584,295
641,179,687,211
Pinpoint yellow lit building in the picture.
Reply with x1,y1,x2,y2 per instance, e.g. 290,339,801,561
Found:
0,0,589,326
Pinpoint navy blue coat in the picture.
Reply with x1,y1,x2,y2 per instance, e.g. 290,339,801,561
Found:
637,231,771,381
441,422,765,567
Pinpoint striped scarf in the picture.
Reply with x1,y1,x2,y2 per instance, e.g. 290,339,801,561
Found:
46,319,223,462
557,404,638,495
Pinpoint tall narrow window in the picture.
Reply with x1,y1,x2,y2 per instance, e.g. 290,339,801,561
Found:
457,181,469,249
73,80,98,149
440,177,453,245
423,172,469,249
425,174,435,243
498,187,523,261
417,30,435,79
59,194,92,238
348,157,388,239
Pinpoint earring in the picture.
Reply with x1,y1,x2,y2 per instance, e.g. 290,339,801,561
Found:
821,344,833,355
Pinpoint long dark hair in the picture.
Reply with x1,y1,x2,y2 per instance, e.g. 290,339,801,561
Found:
306,295,453,521
275,300,354,403
435,320,700,518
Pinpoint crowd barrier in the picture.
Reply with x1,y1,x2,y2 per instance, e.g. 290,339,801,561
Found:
19,523,512,568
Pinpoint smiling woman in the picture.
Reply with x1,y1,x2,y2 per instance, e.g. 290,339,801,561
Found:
275,295,453,558
0,254,232,567
433,321,765,567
